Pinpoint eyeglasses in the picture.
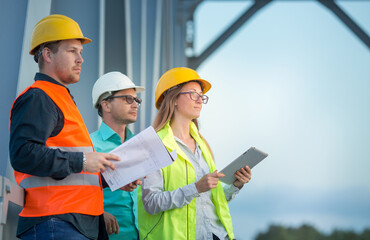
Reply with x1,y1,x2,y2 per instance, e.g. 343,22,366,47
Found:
179,91,209,104
106,95,142,105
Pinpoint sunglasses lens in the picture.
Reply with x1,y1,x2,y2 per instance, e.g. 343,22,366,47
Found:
202,95,208,104
126,96,134,104
127,96,142,105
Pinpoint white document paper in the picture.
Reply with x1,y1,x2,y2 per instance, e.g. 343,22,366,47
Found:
219,147,268,185
101,126,176,191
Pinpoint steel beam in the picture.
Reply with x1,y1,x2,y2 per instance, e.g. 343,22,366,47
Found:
187,0,273,69
318,0,370,49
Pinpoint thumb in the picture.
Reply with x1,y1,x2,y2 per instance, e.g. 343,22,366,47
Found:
211,170,225,178
211,170,224,178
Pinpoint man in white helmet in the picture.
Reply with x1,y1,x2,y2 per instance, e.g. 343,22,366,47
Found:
90,71,145,240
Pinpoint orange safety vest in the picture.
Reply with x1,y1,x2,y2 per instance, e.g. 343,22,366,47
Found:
10,80,103,217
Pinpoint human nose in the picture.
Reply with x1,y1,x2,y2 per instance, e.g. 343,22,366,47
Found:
131,100,139,108
77,53,84,64
195,94,203,103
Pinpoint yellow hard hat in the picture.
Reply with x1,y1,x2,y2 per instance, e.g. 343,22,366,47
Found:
29,14,92,55
155,67,211,109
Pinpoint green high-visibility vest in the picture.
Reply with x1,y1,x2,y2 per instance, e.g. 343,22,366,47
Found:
138,121,234,240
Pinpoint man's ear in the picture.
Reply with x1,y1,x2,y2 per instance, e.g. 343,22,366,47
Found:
42,47,53,63
101,100,111,113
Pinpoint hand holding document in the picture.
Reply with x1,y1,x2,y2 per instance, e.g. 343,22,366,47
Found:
220,147,268,185
101,126,176,191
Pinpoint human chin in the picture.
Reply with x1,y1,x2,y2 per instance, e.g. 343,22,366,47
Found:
188,111,200,119
68,74,80,83
124,118,136,124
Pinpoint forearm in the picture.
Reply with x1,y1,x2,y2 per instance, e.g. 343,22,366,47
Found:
10,141,83,179
9,88,83,179
142,170,199,215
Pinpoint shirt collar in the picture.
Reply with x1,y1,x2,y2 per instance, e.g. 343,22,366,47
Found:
125,126,134,140
174,136,201,158
35,73,67,88
34,73,74,99
99,121,134,142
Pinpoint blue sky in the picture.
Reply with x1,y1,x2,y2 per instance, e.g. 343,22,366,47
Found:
193,1,370,239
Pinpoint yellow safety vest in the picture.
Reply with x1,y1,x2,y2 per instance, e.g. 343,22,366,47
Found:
138,121,234,240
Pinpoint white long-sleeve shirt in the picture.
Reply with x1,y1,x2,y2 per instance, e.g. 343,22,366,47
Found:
142,137,240,240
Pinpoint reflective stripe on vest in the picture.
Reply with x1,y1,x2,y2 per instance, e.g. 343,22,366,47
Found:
19,174,100,189
48,146,93,153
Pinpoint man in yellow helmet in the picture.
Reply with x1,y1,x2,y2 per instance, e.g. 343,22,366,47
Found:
9,14,130,240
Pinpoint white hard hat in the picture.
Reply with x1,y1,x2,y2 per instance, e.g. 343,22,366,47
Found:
92,71,145,108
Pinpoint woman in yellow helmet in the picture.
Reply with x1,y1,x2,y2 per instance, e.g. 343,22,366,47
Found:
138,67,252,240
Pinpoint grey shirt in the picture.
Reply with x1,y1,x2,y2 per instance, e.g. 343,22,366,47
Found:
142,137,240,240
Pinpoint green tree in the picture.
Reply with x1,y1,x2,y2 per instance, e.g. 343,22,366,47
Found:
255,225,292,240
254,224,370,240
360,228,370,240
327,229,360,240
295,224,325,240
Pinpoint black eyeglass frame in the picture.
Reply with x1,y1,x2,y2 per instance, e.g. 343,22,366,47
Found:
105,95,142,105
178,91,209,104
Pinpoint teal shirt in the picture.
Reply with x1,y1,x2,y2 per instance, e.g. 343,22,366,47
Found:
90,122,138,240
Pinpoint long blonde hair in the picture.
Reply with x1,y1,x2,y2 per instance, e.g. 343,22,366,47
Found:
152,81,214,159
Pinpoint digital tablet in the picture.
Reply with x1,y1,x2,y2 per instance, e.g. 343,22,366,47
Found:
219,147,268,184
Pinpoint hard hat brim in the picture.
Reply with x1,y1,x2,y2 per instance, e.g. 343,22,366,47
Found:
92,71,146,108
29,37,92,55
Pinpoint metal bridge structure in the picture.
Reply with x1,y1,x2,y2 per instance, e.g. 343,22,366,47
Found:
1,0,369,238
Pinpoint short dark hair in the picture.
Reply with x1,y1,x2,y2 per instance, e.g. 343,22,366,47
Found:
97,104,103,117
97,90,120,117
33,41,62,69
